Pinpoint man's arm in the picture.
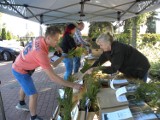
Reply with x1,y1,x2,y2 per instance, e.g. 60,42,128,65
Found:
74,30,87,46
82,52,109,75
44,67,82,89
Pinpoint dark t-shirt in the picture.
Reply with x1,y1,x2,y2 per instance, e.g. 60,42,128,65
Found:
61,33,77,53
92,41,150,79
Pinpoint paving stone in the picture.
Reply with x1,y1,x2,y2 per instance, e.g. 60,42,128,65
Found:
0,61,62,120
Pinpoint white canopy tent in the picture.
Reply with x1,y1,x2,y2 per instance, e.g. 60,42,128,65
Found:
0,0,160,25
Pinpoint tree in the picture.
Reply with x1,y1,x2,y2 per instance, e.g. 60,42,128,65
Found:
26,31,35,37
146,11,158,33
123,13,150,47
6,31,12,40
1,28,7,40
88,22,113,39
131,13,150,47
0,13,2,39
124,19,132,44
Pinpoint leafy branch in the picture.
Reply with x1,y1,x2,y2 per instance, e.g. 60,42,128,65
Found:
67,47,86,58
58,76,74,120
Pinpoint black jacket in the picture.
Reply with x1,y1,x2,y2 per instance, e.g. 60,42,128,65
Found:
92,41,150,79
61,33,77,53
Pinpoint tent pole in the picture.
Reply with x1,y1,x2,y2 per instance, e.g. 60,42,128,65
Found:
39,15,43,36
39,24,43,36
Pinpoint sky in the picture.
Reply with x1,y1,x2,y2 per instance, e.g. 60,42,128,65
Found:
0,8,160,37
1,13,90,37
1,13,42,36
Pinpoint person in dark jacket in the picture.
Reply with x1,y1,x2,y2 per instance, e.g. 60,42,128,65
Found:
61,23,77,80
86,32,150,82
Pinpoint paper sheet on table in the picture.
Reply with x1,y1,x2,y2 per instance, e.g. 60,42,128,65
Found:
116,87,127,102
110,79,116,90
113,79,128,84
51,55,59,62
110,79,128,90
117,95,127,102
102,108,132,120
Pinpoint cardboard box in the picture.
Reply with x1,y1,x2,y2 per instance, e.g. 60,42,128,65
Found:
97,88,128,109
77,111,95,120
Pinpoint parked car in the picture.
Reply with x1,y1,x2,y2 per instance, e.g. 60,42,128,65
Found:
0,46,21,61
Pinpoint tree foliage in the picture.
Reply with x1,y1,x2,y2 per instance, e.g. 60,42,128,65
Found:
123,13,150,47
123,19,132,44
88,22,113,39
146,11,158,33
124,19,132,34
114,33,130,44
26,31,35,37
1,28,7,40
0,13,2,35
140,33,160,45
6,31,12,40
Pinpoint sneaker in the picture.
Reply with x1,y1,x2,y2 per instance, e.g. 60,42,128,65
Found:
30,116,43,120
15,103,29,111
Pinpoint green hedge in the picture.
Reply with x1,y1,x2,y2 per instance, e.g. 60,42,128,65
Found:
141,33,160,45
150,61,160,79
114,33,160,46
114,33,130,44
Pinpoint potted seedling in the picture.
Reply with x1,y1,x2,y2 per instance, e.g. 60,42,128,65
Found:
57,76,74,120
134,81,160,113
78,71,101,120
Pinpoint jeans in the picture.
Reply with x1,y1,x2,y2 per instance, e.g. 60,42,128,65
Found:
63,58,73,80
143,72,148,83
73,56,81,73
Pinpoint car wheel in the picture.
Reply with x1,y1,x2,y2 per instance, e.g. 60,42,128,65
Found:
3,52,11,61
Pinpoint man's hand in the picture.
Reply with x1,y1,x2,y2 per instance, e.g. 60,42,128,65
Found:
73,71,84,80
55,45,63,54
84,67,94,75
73,83,83,90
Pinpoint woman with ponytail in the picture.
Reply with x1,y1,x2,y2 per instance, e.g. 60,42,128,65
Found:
61,23,77,80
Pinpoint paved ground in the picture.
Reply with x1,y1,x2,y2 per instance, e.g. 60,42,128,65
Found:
0,60,65,120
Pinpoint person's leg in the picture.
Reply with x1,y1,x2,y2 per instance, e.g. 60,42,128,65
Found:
19,88,25,101
73,56,81,73
12,69,29,111
29,94,38,116
12,68,42,120
142,73,147,82
17,88,28,109
143,72,149,83
63,58,73,80
19,75,38,118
